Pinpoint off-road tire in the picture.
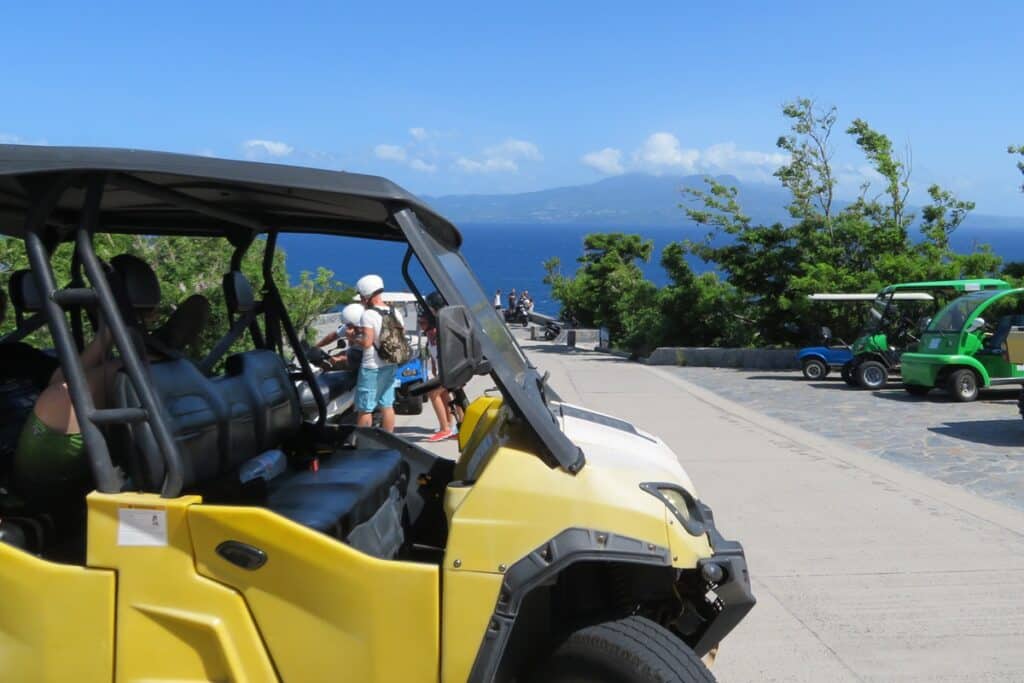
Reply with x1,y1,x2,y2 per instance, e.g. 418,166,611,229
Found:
904,384,931,396
801,358,827,380
947,369,979,402
841,362,857,386
855,360,888,390
534,616,716,683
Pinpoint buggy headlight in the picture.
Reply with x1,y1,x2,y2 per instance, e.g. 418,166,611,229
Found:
640,482,707,537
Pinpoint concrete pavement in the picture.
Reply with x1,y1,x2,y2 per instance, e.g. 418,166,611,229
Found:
398,337,1024,682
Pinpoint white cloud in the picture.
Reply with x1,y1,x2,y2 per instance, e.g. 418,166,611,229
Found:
485,138,543,161
409,127,431,141
581,147,625,175
634,132,700,172
408,158,437,173
242,139,294,159
374,144,407,162
586,132,788,180
454,138,542,175
0,133,48,146
455,157,519,174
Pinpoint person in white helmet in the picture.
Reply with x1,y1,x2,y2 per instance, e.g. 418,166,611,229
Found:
354,274,403,432
315,302,365,370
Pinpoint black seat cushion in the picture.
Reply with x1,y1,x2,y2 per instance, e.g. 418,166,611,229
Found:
266,449,403,537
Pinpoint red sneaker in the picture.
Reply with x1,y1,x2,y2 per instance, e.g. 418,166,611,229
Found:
426,430,452,443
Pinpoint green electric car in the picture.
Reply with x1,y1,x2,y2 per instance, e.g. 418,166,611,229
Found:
846,279,1010,390
901,287,1024,401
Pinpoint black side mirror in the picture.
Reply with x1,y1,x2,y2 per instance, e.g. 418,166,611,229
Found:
437,305,490,389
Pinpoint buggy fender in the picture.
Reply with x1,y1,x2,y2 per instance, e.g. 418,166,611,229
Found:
903,353,992,387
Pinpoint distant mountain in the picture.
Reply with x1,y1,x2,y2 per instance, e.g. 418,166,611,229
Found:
424,173,1024,233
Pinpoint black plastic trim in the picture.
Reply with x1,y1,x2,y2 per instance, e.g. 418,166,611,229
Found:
691,502,756,656
639,482,707,537
466,527,671,683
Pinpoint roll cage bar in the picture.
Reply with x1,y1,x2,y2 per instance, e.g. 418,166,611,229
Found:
15,172,328,497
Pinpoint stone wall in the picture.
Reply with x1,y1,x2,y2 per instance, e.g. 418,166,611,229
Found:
644,346,799,370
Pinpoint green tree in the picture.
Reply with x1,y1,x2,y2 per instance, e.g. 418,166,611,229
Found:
1011,144,1024,192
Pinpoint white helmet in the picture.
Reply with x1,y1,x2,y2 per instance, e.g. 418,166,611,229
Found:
340,303,365,327
356,274,384,299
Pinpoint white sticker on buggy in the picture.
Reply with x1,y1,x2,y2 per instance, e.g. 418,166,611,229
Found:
118,507,168,546
928,338,941,349
1016,364,1024,372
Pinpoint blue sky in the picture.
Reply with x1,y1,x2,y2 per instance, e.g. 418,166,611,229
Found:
2,1,1022,215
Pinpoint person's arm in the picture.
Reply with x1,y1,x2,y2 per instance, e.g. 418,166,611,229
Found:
315,330,339,348
361,325,375,349
50,321,114,386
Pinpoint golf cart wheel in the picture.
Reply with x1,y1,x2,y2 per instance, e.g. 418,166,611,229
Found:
841,362,857,386
904,384,931,396
855,360,888,390
801,358,827,380
535,616,715,683
947,369,979,402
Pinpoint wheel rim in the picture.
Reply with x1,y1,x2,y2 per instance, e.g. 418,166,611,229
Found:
807,363,823,378
958,374,975,398
863,365,884,387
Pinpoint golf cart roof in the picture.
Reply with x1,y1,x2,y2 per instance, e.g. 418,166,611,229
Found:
808,292,934,301
0,144,461,247
880,279,1009,294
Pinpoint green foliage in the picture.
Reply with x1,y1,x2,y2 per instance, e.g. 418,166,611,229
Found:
1011,144,1024,192
547,99,1008,354
0,234,352,360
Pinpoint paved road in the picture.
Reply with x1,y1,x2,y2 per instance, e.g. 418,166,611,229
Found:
463,339,1024,682
668,368,1024,512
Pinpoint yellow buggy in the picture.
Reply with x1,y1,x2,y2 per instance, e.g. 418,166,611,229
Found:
0,145,753,682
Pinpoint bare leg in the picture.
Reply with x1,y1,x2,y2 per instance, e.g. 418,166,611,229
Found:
428,389,448,432
380,407,395,433
356,412,373,428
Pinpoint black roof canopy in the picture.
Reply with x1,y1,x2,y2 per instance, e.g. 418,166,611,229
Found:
0,144,460,246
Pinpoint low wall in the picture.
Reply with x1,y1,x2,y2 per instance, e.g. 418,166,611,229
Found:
644,347,799,370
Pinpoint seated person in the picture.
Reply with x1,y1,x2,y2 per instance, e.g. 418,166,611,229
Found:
9,292,210,507
315,303,365,371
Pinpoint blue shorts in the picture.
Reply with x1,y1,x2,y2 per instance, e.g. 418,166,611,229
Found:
355,365,398,413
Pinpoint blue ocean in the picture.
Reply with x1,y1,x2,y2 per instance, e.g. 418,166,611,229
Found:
280,223,1024,317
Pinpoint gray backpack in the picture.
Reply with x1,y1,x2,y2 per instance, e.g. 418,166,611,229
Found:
372,306,413,365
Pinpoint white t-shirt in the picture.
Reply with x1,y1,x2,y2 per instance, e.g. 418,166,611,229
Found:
360,306,404,369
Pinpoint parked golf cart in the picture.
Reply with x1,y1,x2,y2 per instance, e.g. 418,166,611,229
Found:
846,280,1008,390
0,145,752,682
1003,326,1024,418
797,293,892,380
901,287,1024,401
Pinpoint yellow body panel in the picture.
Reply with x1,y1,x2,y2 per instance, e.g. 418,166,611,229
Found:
440,569,504,683
448,397,712,575
189,504,441,683
86,492,278,683
0,542,115,683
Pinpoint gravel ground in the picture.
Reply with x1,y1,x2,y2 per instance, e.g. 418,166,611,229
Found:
667,367,1024,511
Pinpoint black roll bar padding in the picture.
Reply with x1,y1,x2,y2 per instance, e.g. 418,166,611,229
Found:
72,178,187,497
22,174,123,494
261,229,327,427
260,233,283,353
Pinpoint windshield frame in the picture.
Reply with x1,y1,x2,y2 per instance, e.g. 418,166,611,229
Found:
396,208,585,474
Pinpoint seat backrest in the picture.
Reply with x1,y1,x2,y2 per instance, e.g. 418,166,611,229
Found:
114,350,301,492
224,271,256,316
8,270,43,324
